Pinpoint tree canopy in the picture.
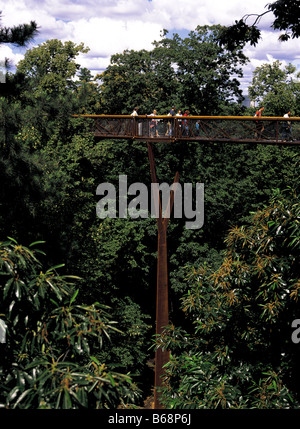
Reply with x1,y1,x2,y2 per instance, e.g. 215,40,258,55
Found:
0,10,38,82
16,39,89,97
98,25,247,115
248,60,300,115
218,0,300,49
0,17,299,409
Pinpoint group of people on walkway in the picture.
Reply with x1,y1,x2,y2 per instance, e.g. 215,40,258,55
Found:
131,106,295,141
131,106,191,138
164,106,191,137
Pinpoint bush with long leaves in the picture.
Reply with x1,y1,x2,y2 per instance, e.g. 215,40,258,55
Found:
155,187,300,408
0,238,140,408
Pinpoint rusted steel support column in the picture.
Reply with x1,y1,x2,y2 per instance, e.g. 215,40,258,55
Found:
147,142,179,409
154,224,169,409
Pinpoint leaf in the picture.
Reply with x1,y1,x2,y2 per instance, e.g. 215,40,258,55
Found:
7,237,18,244
3,278,14,300
29,241,46,247
55,390,62,409
33,292,40,310
70,289,79,304
47,264,65,272
62,388,72,409
15,282,21,300
108,373,116,387
82,338,90,354
90,356,101,366
12,388,33,408
50,298,59,307
6,386,20,403
71,388,88,407
13,314,19,327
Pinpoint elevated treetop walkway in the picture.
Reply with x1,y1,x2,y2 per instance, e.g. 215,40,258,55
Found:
73,114,300,145
74,113,300,409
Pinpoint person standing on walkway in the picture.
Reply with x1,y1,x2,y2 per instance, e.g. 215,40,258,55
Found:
281,110,293,141
176,109,183,135
131,107,140,136
182,109,190,136
149,109,159,137
131,107,138,116
254,106,264,139
166,105,176,136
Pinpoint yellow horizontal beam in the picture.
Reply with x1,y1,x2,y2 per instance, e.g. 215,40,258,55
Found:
72,114,300,121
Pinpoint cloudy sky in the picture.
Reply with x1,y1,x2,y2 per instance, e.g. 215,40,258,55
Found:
1,0,299,94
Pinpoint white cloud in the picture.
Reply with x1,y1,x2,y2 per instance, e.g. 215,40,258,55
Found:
65,17,161,57
1,0,299,92
0,45,24,68
149,0,272,29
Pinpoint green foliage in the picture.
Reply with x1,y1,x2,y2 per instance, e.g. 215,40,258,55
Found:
0,98,42,241
248,60,300,115
218,0,300,49
98,49,157,114
9,40,100,150
269,0,300,40
99,25,247,115
1,23,299,407
155,188,300,408
74,68,102,114
97,296,152,374
16,39,89,97
34,133,155,386
0,238,140,408
0,11,38,46
218,19,262,50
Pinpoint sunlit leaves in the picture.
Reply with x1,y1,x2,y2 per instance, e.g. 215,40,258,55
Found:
99,25,248,115
16,39,89,97
4,357,136,409
249,370,294,409
155,188,299,408
248,60,300,115
0,238,140,408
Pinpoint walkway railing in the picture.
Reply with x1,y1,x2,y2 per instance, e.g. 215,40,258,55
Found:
73,115,300,145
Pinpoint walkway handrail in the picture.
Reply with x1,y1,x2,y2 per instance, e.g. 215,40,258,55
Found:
72,115,300,144
73,114,300,120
